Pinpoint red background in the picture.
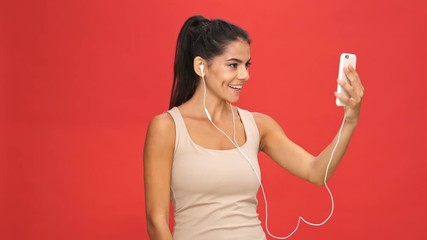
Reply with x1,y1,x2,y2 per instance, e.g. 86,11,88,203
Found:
2,0,427,239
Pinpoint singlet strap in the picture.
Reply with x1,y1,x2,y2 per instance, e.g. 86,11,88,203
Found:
167,107,188,154
236,107,260,152
168,106,260,153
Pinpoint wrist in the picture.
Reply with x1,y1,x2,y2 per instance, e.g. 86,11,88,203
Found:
345,116,359,126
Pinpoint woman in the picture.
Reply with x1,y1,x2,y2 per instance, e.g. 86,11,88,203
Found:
144,15,364,240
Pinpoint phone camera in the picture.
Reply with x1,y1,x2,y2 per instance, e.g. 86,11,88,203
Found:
345,55,349,59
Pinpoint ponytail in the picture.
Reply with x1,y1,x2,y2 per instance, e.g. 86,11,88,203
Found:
169,15,250,109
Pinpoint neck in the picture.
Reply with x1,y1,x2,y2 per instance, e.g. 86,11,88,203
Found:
189,82,232,122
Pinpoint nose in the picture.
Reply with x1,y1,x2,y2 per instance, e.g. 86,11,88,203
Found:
237,66,250,81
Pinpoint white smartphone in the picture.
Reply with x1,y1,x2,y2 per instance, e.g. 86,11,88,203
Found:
336,53,357,106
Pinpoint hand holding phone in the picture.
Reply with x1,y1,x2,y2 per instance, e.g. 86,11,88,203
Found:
336,53,357,106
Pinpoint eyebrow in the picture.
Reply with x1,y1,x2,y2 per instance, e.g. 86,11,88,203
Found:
226,58,252,63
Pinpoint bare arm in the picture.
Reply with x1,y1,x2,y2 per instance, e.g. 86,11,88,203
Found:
255,66,364,186
143,113,175,239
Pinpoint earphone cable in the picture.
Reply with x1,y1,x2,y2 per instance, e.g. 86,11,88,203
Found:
201,71,347,239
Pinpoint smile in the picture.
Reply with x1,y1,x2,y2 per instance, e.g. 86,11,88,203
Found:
229,84,243,91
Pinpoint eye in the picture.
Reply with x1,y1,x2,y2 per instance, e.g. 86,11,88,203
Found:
229,63,238,69
245,62,252,69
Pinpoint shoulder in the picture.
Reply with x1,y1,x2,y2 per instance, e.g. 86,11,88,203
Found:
251,112,280,130
250,112,288,152
250,111,286,138
237,108,273,123
148,111,175,132
146,111,176,145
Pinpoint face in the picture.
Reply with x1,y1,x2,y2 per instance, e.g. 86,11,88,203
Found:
204,39,251,103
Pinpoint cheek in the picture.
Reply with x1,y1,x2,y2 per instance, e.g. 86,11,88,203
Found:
217,69,236,82
208,65,236,85
209,71,225,83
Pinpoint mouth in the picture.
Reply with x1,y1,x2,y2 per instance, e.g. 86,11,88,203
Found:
228,84,243,92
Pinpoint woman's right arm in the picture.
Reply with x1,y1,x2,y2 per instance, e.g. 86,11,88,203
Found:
143,113,175,239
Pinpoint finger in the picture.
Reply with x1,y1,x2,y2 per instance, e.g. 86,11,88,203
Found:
345,66,364,90
335,92,360,108
344,67,365,98
337,78,355,97
344,66,358,84
335,91,350,106
348,76,364,100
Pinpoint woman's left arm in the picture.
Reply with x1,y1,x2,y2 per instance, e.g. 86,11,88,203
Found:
255,66,364,186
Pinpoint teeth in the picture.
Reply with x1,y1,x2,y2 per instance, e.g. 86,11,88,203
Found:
229,85,242,90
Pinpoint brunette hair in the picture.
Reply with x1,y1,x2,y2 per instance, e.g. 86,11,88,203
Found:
169,15,251,108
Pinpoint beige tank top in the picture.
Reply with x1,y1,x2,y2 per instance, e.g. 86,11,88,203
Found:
168,107,266,240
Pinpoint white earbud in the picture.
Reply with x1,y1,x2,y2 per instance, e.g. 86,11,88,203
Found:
200,64,205,78
199,64,211,121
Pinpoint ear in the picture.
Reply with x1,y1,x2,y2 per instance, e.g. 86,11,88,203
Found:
193,56,207,78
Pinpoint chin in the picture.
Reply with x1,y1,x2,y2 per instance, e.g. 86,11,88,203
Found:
227,97,240,103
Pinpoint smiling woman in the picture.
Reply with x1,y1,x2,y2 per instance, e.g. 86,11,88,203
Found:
143,15,364,240
205,40,251,100
195,40,252,104
169,16,252,109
